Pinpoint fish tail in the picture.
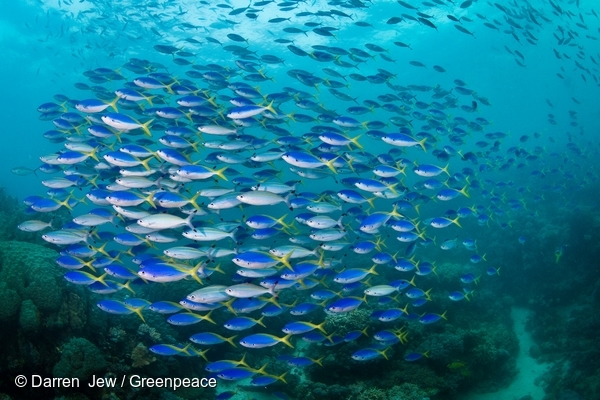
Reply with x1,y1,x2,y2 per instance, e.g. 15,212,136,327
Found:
366,196,377,210
185,212,196,230
465,290,473,301
202,310,216,325
222,298,237,315
145,192,157,209
212,263,225,275
388,205,404,219
108,96,119,112
197,348,210,362
189,261,204,285
206,96,218,108
350,134,364,150
93,242,111,258
375,236,386,250
369,264,379,276
401,332,409,345
140,156,153,171
140,118,154,137
255,363,270,375
225,335,238,348
386,182,398,196
256,315,266,328
83,258,96,273
418,137,427,151
460,185,470,198
265,295,280,307
87,147,100,162
380,347,390,360
265,100,277,116
276,372,288,384
280,333,294,348
452,217,462,228
276,213,291,230
324,157,338,174
400,303,409,315
315,321,328,334
144,94,154,106
424,288,432,301
214,166,229,181
60,196,74,211
131,305,146,323
121,280,135,294
237,352,249,368
443,163,450,175
144,237,158,250
278,251,294,270
188,191,202,210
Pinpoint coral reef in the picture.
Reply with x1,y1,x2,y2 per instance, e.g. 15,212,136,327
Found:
131,342,156,368
137,324,162,342
53,337,107,380
19,299,40,334
0,281,21,321
52,291,88,332
417,332,464,365
0,241,63,314
324,308,372,336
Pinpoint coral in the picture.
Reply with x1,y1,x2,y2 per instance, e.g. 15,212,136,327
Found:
0,281,21,321
53,337,107,380
417,332,464,364
19,299,40,333
356,387,387,400
436,262,473,286
109,326,127,343
130,342,156,368
389,383,431,400
310,382,352,400
386,364,446,396
56,291,87,331
137,323,162,341
324,308,371,335
461,322,518,366
0,241,63,312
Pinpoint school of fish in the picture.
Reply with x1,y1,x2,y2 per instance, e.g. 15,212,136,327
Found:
14,0,599,392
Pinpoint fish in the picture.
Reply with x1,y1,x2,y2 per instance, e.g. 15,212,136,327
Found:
351,347,390,361
239,333,294,348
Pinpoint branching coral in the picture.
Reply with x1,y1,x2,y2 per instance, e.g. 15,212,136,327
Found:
137,323,162,342
131,342,156,368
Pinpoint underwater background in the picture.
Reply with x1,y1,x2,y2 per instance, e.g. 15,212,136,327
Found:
0,0,599,399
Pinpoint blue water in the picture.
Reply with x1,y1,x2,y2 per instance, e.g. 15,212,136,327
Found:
1,0,599,399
